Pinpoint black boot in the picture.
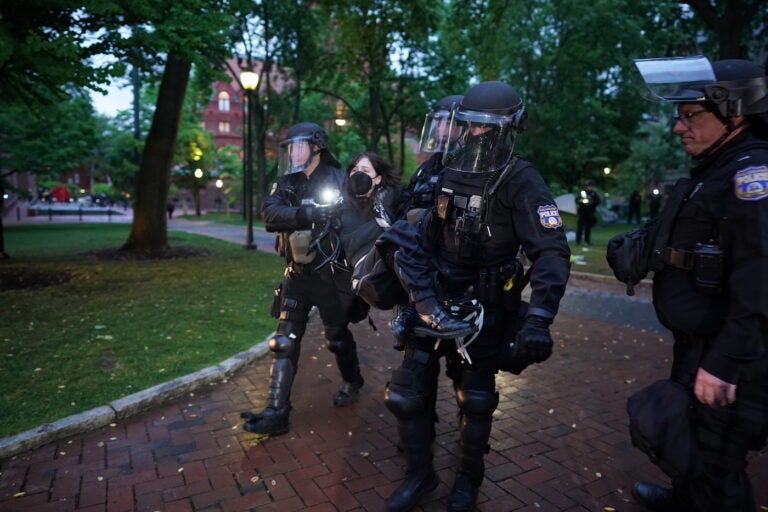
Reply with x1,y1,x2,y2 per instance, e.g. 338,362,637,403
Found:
333,378,364,407
631,482,677,512
240,405,291,435
450,389,496,511
413,299,476,339
241,355,294,436
334,346,364,407
449,471,480,512
389,305,418,350
386,469,439,512
386,415,439,512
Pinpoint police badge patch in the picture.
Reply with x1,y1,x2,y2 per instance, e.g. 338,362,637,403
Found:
734,165,768,201
537,204,563,229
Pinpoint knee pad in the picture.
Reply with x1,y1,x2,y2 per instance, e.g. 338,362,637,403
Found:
456,389,499,418
280,296,311,323
326,331,355,355
384,367,431,420
269,334,295,357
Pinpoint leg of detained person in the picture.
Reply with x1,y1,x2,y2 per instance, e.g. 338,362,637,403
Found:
241,274,311,435
384,340,441,512
393,248,474,338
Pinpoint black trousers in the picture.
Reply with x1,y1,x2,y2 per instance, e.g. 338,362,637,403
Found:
669,334,768,512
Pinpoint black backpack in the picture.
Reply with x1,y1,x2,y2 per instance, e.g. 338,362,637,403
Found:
627,379,703,480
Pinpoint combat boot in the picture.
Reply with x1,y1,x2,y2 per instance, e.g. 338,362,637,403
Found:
631,482,679,512
450,389,496,511
333,342,364,407
386,415,439,512
448,471,480,512
386,468,439,512
240,405,291,435
333,377,364,407
241,350,294,436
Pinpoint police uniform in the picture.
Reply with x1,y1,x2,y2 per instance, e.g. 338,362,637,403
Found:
384,157,571,510
652,131,768,511
251,161,364,430
401,152,444,216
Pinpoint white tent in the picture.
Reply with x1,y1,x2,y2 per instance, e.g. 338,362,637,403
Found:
554,193,576,215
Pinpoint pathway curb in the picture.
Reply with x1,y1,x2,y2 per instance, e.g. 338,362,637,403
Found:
0,340,270,461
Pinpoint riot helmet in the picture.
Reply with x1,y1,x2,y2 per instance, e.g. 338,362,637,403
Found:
418,95,463,153
278,122,331,174
634,56,768,117
442,81,527,173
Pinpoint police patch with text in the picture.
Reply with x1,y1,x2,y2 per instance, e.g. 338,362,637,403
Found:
537,204,563,229
734,165,768,201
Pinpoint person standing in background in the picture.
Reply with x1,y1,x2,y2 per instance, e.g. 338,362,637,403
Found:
575,179,600,244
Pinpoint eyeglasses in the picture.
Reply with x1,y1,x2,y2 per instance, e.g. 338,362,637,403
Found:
672,109,709,127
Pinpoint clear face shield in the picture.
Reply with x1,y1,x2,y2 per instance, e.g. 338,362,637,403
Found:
633,55,716,103
442,109,515,173
418,110,458,153
278,136,318,175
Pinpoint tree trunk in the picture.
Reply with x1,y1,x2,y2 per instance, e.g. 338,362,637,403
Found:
122,53,191,255
0,179,8,259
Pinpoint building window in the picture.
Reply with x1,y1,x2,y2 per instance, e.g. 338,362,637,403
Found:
218,91,231,111
219,121,231,133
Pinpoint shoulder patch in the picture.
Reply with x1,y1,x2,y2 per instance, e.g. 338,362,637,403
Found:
537,204,563,229
734,165,768,201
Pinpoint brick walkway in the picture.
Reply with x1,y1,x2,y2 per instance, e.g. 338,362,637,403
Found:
1,275,767,511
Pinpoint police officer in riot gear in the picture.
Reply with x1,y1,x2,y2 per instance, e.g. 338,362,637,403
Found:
628,57,768,512
401,95,464,219
390,95,468,345
240,122,365,436
381,82,571,511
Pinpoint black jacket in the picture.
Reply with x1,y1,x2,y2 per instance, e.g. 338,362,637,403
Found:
262,163,347,265
393,157,571,320
652,132,768,384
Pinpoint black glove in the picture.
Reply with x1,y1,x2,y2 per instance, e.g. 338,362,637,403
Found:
514,314,553,363
311,204,340,225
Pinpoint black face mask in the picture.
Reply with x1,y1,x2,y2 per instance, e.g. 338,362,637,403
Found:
349,171,374,196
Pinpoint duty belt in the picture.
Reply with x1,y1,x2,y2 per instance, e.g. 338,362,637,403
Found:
662,247,695,270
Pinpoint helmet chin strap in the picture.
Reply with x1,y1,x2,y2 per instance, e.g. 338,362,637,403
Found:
693,115,747,161
291,148,322,173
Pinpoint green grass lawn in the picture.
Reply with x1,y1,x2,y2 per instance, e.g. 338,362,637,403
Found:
0,223,283,438
561,212,637,277
177,210,265,227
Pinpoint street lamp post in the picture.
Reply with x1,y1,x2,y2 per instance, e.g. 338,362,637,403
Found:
240,68,259,250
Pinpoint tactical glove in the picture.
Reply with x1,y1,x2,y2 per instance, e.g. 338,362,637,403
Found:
311,203,340,225
514,314,553,363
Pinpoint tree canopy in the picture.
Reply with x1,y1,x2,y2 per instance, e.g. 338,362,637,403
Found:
2,0,767,255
